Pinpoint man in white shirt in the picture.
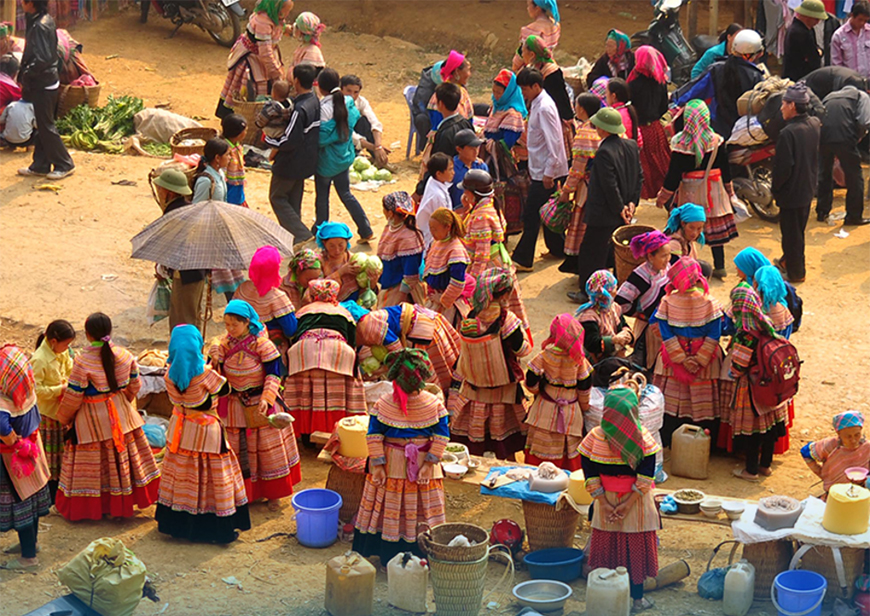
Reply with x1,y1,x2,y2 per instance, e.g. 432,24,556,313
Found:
511,67,569,272
341,74,390,168
416,152,455,250
0,99,36,146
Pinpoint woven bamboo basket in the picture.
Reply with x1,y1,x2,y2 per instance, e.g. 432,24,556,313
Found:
170,127,218,158
57,82,101,118
743,540,793,599
418,523,489,563
564,75,585,94
612,224,656,285
522,501,580,551
798,545,865,600
148,162,197,211
429,555,489,616
230,100,266,147
325,465,366,523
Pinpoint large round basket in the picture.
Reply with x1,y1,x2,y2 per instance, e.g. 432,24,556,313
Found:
418,523,489,563
797,544,864,600
170,127,219,158
325,465,366,524
57,82,102,118
522,501,580,551
612,224,656,285
742,540,793,599
429,554,489,616
564,75,585,95
148,162,197,212
230,100,266,147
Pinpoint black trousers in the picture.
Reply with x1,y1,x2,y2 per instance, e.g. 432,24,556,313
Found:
511,178,566,268
17,518,39,559
29,87,74,174
745,430,777,475
817,142,864,220
269,175,313,242
779,205,810,281
355,116,375,145
574,223,619,290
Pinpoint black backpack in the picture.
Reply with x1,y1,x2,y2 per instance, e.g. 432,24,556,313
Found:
784,282,803,332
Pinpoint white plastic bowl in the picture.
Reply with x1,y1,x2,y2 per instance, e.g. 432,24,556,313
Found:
722,501,746,520
442,463,468,480
512,580,573,612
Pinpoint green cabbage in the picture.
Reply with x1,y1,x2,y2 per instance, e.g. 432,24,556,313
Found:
349,170,361,184
360,357,381,375
358,288,378,309
374,169,392,182
361,167,378,182
353,156,372,172
371,345,389,362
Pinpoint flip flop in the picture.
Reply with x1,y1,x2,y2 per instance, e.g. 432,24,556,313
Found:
0,558,39,571
732,468,760,483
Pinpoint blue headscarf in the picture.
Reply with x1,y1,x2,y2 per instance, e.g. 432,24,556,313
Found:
492,70,528,118
534,0,560,22
315,221,353,250
754,265,787,312
431,61,445,86
664,203,707,246
168,325,205,392
225,299,264,336
833,411,864,432
341,300,370,323
733,247,771,284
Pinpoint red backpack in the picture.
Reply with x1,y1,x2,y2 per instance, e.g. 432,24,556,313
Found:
749,335,802,408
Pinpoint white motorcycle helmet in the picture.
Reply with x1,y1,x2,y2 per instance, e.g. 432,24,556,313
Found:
731,29,763,56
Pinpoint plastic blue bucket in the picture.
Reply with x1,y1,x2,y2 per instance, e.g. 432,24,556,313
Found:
523,548,585,582
291,489,342,548
771,570,827,616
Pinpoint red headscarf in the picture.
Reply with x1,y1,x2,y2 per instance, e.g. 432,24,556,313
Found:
542,313,586,364
666,257,707,294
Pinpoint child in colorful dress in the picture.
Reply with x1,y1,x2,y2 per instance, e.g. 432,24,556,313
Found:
449,268,531,458
574,270,633,364
353,349,449,563
319,222,380,302
210,300,300,508
56,313,160,521
286,12,325,81
233,245,297,352
652,257,723,446
157,325,250,543
31,320,75,500
802,411,870,496
664,203,710,277
378,191,425,307
280,248,323,308
615,231,671,371
524,314,593,470
422,207,471,327
222,114,248,207
0,345,51,571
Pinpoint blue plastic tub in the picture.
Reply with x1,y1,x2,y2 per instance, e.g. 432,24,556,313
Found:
772,570,827,616
291,488,342,548
523,548,585,582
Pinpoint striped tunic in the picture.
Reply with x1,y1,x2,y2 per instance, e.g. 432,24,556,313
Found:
423,236,469,316
210,333,281,429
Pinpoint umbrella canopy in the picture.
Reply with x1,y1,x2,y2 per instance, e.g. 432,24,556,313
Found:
131,200,295,270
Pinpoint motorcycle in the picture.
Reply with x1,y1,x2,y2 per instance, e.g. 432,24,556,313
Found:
140,0,243,48
729,142,779,222
631,0,697,85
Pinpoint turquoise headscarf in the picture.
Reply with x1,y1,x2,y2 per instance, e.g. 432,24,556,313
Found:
664,203,707,246
733,247,771,284
431,61,445,86
534,0,560,22
315,221,353,250
225,299,264,336
168,325,205,392
492,70,528,118
754,265,788,312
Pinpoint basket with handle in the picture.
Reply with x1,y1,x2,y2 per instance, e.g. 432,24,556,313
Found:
170,127,218,158
428,544,514,616
522,500,580,551
791,543,864,600
612,224,656,285
147,161,197,212
324,465,366,523
57,82,102,118
708,539,794,599
230,100,266,147
418,523,489,563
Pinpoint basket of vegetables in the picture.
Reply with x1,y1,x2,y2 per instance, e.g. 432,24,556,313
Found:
57,95,144,154
57,81,102,119
170,127,218,158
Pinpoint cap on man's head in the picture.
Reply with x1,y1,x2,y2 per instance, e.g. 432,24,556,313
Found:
454,129,484,148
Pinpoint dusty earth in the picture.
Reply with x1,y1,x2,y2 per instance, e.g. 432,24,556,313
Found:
1,3,869,615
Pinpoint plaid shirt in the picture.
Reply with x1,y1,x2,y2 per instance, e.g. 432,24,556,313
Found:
256,99,293,130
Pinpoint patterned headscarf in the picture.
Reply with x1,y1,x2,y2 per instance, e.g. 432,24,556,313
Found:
492,69,528,118
441,50,466,81
225,299,265,336
249,245,282,296
288,248,322,282
305,278,340,304
0,345,36,417
754,265,788,312
383,191,416,216
590,76,610,104
472,267,513,313
729,284,778,338
629,45,668,84
168,325,204,392
255,0,288,25
606,29,631,72
833,411,864,432
542,314,586,364
671,100,719,167
533,0,560,22
733,247,770,284
316,221,352,250
575,270,617,315
629,230,671,260
294,12,325,46
524,35,555,65
601,387,645,470
666,257,708,294
664,203,707,245
385,348,435,414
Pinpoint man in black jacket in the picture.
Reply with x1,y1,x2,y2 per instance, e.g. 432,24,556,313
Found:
772,83,821,283
568,108,643,303
17,0,74,180
411,63,439,143
267,63,320,245
782,0,827,82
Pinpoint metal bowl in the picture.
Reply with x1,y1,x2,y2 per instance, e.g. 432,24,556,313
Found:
512,580,573,613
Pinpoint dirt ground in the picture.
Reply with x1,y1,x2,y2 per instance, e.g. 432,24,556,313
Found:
1,4,869,615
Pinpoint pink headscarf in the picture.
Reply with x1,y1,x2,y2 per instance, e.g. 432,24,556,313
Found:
666,257,708,294
629,45,668,85
629,230,671,260
441,50,466,81
249,246,283,297
542,313,586,364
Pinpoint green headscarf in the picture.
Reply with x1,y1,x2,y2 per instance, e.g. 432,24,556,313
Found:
601,387,645,470
524,35,555,65
255,0,287,25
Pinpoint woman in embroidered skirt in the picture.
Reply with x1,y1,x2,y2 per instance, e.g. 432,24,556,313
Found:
449,268,531,458
511,0,561,72
210,300,300,508
286,12,326,81
427,50,474,126
56,313,159,521
802,411,870,498
484,69,527,150
280,248,323,309
656,100,738,280
284,280,367,439
157,325,251,543
663,203,710,277
422,208,472,328
378,191,425,308
234,246,298,353
319,222,381,303
578,386,660,612
353,349,449,563
628,46,671,199
574,270,633,364
31,320,75,500
615,231,671,372
652,257,723,446
0,345,51,571
525,314,592,470
357,304,460,394
217,0,292,118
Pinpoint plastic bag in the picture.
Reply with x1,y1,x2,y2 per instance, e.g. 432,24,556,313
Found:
539,194,573,234
697,567,727,600
141,423,166,449
57,538,147,616
134,108,202,145
146,278,171,325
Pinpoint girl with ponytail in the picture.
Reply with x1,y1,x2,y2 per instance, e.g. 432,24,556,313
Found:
422,208,472,327
55,313,159,521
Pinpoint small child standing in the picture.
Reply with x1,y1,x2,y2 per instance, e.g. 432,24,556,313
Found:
450,129,489,210
256,80,293,141
802,411,870,496
287,12,326,82
417,153,455,248
221,114,248,207
378,191,425,307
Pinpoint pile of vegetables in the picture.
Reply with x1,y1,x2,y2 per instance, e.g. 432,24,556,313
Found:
350,253,382,309
58,95,144,154
360,345,390,376
349,156,392,184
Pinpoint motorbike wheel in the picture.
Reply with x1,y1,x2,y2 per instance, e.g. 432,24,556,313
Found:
744,166,781,223
206,2,241,48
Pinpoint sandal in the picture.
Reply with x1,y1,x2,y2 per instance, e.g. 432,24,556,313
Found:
632,598,655,613
758,467,773,477
0,558,39,571
357,234,376,245
732,468,760,483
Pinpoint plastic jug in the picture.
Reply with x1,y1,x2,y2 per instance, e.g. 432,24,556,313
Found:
567,470,593,505
387,552,429,613
823,484,870,535
586,567,630,616
670,424,710,479
337,415,369,458
723,560,755,616
325,551,376,616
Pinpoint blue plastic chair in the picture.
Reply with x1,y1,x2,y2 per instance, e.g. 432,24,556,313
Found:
404,85,423,159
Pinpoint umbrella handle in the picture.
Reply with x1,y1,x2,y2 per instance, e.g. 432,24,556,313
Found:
201,273,214,337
